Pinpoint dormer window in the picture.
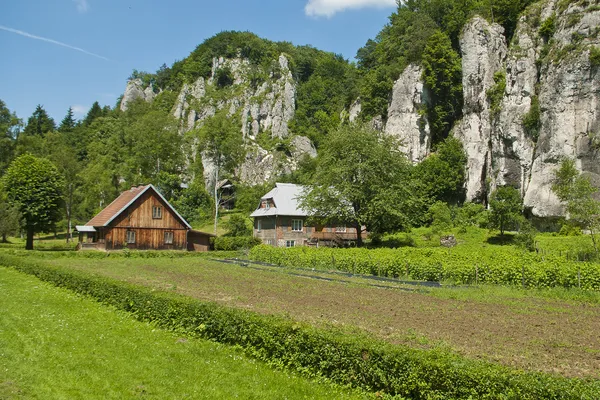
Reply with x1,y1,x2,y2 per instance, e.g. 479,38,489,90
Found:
152,206,162,219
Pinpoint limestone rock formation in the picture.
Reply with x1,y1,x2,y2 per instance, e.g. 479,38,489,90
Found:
120,79,156,111
167,53,309,187
385,64,431,163
454,16,508,202
523,1,600,217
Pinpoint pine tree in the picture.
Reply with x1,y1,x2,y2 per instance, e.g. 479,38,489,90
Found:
58,107,76,133
83,101,104,126
23,105,56,136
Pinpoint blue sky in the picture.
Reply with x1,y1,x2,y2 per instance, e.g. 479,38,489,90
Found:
1,0,397,123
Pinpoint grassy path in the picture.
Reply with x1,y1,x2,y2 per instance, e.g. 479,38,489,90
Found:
0,267,366,399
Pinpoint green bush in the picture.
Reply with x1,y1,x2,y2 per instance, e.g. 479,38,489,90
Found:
1,254,599,399
522,96,541,141
590,47,600,67
249,245,600,290
539,14,556,41
213,236,261,251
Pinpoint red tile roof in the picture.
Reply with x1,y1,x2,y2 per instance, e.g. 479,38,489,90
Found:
85,185,149,227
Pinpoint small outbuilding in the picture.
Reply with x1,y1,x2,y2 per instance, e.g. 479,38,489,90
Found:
76,184,214,251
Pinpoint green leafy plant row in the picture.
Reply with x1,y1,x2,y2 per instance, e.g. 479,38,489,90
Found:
213,236,262,251
249,246,600,290
0,248,242,260
2,254,598,399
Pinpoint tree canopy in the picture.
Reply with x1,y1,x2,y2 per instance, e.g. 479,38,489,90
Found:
552,158,600,253
489,186,523,236
299,123,415,246
3,154,64,249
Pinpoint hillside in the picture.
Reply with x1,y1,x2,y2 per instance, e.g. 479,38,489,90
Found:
118,0,599,221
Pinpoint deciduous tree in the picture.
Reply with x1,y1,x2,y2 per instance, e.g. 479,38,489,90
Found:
3,154,64,250
197,110,245,234
300,123,414,246
552,158,600,253
489,186,522,236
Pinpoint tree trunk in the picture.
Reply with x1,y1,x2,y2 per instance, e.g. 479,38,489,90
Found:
590,227,598,254
355,220,363,247
26,226,34,250
66,183,73,243
214,164,219,236
1,233,6,243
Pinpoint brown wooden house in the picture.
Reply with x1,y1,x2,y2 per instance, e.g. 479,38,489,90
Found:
76,185,214,251
250,183,367,247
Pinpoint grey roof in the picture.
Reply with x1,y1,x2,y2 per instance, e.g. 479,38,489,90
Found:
250,183,308,218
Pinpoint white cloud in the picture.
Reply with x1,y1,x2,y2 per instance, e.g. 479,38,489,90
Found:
305,0,397,18
0,25,109,61
73,0,89,13
72,105,88,116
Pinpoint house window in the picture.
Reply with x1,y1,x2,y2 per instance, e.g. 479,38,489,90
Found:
292,219,303,232
264,200,270,210
152,206,162,219
126,230,136,244
164,231,174,245
335,225,347,233
286,240,295,248
257,219,262,232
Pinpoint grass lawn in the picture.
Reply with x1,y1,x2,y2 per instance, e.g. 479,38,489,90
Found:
0,267,367,399
9,252,599,379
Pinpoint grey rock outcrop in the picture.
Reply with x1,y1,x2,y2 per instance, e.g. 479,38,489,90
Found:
120,79,156,111
452,4,600,218
522,2,600,217
385,64,431,163
168,53,309,187
454,17,508,202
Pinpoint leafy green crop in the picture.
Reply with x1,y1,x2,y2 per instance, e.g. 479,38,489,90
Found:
249,245,600,290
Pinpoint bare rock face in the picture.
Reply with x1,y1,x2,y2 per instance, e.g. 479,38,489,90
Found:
523,2,600,217
454,16,508,202
168,53,310,187
492,13,539,201
385,64,431,163
349,99,362,122
120,79,156,111
453,4,600,219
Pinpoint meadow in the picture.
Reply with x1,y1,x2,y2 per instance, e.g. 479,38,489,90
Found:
0,266,366,399
1,228,600,398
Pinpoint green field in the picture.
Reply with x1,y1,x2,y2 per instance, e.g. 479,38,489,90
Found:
3,249,600,380
0,266,366,399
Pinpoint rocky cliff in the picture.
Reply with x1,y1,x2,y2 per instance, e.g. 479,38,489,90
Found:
382,1,599,218
121,53,315,189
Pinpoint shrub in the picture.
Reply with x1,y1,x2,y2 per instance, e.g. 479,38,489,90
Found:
522,96,541,141
590,47,600,68
213,236,261,251
248,245,600,290
224,215,252,237
539,14,556,41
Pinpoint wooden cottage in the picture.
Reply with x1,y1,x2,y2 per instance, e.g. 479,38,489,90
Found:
250,183,367,247
76,184,213,251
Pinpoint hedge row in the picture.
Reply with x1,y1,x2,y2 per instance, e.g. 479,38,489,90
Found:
1,254,598,399
0,248,242,260
213,236,262,251
249,246,600,290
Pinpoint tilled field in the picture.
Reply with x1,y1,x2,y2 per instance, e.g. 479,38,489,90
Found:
42,256,600,378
